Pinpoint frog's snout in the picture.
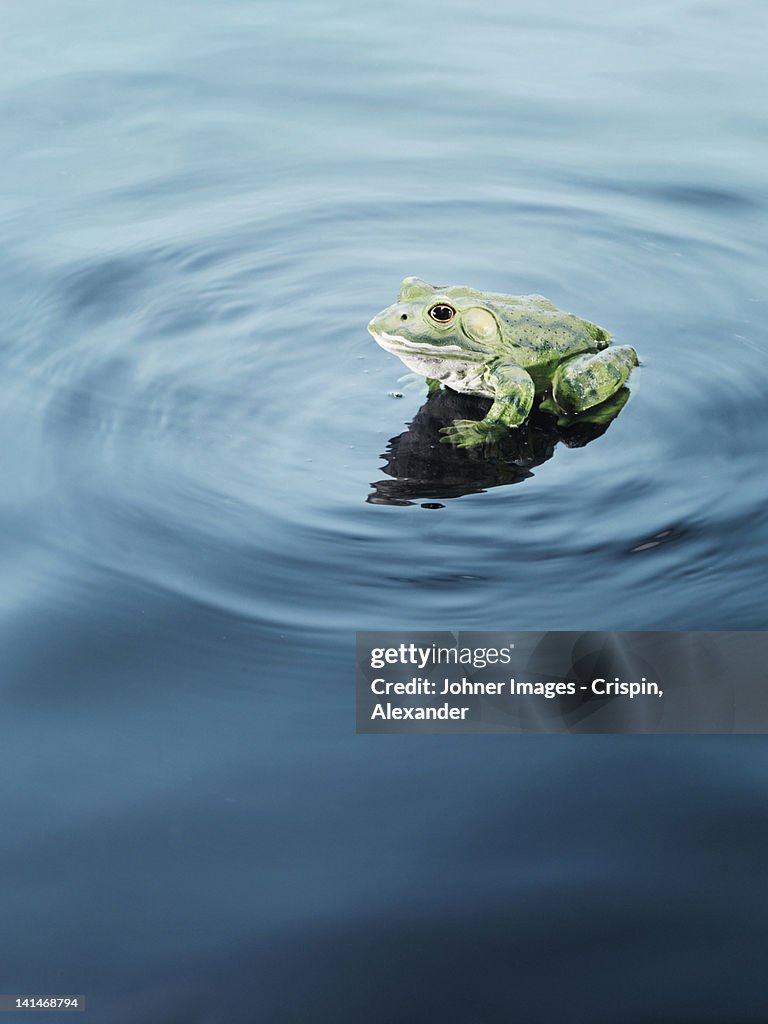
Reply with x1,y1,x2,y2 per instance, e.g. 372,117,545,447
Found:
368,310,388,336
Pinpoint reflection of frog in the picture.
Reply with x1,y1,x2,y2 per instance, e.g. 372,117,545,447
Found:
369,277,639,447
367,386,629,506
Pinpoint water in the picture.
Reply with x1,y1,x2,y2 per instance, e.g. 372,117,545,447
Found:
1,1,767,1020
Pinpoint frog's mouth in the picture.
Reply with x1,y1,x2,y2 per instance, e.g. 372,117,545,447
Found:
370,329,467,358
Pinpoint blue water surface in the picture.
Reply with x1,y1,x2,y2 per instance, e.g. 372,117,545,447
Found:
2,1,768,1021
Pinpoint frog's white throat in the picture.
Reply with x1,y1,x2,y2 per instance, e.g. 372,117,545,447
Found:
371,331,492,397
372,330,467,358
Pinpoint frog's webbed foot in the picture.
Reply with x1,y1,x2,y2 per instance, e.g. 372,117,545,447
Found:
552,346,638,414
439,419,509,448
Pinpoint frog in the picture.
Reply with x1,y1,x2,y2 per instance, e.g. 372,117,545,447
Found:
368,277,639,447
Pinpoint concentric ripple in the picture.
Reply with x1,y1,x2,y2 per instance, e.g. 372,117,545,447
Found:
1,181,764,630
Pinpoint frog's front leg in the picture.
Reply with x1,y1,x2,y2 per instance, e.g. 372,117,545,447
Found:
552,346,638,414
440,361,535,447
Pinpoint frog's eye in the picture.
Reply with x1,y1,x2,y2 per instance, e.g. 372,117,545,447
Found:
428,304,456,324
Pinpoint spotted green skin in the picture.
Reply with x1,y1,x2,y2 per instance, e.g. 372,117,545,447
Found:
368,277,639,447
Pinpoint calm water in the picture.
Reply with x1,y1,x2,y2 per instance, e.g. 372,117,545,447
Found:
2,1,768,1020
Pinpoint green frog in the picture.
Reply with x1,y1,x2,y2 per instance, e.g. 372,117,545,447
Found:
368,277,639,447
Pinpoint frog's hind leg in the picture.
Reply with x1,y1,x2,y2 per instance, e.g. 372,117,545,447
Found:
552,346,639,414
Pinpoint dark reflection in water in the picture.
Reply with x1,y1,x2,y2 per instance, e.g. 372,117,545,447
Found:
369,387,629,505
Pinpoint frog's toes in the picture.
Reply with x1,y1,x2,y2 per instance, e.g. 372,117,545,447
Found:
439,419,507,448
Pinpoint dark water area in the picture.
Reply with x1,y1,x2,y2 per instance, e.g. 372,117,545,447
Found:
2,1,768,1021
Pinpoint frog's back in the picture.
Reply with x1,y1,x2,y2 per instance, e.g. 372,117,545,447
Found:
485,294,611,369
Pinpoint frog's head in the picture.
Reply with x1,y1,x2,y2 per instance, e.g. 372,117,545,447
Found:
368,277,501,363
